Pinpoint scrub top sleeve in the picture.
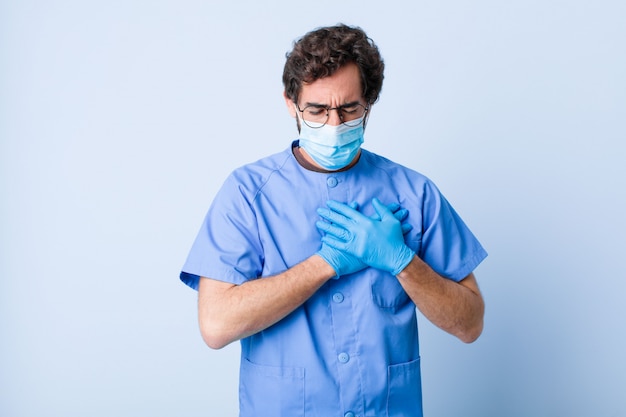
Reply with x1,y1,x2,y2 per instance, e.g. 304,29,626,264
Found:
180,173,264,290
419,181,487,282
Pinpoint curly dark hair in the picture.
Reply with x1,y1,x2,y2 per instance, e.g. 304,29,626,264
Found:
282,24,385,105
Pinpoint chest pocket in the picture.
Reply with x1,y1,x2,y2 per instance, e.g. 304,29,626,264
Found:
371,273,411,312
369,234,421,311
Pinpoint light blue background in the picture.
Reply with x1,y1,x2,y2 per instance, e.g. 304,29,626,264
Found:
1,1,625,416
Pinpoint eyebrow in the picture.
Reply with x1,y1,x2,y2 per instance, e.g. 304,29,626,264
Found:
303,100,362,108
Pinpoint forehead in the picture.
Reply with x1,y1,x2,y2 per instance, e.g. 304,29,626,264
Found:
299,63,363,105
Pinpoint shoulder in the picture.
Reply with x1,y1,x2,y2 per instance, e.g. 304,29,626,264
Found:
359,149,438,192
223,147,295,200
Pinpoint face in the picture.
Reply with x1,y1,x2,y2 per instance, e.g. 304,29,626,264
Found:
284,62,369,128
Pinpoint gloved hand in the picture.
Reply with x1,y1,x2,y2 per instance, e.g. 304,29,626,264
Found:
316,198,416,275
317,201,413,278
374,202,413,235
317,202,366,278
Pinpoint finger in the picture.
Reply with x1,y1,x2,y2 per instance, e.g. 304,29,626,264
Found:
374,202,401,221
317,207,352,228
401,223,413,235
315,219,332,233
321,235,349,252
393,208,408,222
316,221,351,241
372,197,394,220
325,200,367,221
386,202,401,213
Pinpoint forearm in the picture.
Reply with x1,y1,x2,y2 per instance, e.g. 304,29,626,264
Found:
396,256,484,343
198,255,335,349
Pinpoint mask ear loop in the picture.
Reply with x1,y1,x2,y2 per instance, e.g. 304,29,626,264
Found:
362,104,371,130
293,103,304,133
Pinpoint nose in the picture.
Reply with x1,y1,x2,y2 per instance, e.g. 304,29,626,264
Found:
326,108,343,126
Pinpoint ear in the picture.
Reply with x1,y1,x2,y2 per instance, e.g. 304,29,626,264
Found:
283,91,297,118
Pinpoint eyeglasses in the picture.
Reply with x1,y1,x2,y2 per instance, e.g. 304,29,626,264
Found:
296,102,369,128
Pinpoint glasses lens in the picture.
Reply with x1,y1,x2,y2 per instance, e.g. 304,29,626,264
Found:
301,106,328,128
300,104,367,128
341,104,367,127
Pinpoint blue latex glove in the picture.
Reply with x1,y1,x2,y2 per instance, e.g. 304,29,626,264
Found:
317,201,413,278
316,198,416,275
373,202,413,235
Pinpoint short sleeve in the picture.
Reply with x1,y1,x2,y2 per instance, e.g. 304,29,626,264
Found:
418,181,487,281
179,173,264,290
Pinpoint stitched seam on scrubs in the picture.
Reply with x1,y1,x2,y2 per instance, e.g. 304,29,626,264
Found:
359,151,425,215
327,287,343,412
360,152,397,191
418,182,488,281
444,246,488,281
249,152,293,205
242,152,293,274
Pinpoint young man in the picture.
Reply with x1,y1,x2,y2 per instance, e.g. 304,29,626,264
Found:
181,24,487,417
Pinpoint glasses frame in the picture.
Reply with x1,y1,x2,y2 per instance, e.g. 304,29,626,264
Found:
296,102,369,129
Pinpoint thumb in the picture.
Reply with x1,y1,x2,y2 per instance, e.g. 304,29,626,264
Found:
372,198,394,221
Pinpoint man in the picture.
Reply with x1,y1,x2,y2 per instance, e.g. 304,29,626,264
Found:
180,24,487,417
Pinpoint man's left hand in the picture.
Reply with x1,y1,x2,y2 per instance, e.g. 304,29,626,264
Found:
316,198,416,275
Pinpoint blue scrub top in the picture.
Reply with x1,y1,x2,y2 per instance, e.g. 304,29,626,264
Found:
181,142,487,417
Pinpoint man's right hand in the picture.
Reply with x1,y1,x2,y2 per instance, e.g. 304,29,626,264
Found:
316,201,413,278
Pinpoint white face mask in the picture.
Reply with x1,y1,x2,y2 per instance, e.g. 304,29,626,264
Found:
297,115,365,171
